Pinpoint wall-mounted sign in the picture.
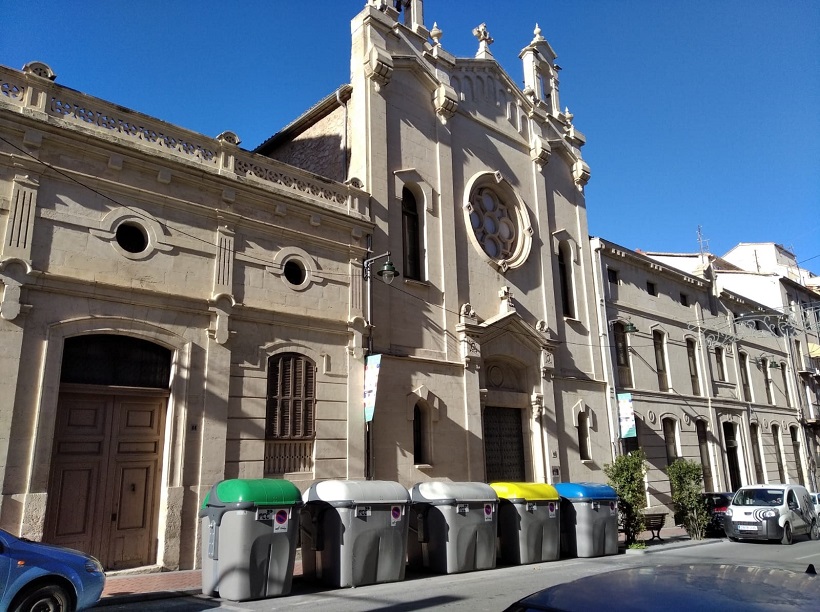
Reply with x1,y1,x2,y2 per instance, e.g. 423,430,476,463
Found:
618,392,636,438
363,354,381,422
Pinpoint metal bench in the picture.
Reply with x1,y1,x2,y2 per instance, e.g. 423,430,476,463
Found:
643,513,667,541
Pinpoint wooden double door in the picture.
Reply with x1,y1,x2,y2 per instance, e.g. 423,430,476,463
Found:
44,390,166,570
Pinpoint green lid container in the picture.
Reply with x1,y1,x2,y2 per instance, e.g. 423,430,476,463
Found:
202,478,302,509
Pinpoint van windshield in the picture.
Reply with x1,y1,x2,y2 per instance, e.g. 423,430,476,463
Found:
732,488,785,507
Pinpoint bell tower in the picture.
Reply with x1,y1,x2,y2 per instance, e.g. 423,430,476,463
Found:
519,24,561,116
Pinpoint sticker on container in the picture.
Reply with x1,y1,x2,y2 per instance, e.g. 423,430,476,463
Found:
457,503,469,515
484,503,494,522
609,501,617,516
357,505,372,519
273,509,289,533
548,501,556,518
390,505,402,526
256,508,274,521
527,502,537,513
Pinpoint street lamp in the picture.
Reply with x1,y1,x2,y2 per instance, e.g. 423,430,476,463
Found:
361,251,399,480
363,251,399,354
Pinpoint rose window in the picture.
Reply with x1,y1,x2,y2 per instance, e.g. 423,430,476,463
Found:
469,187,517,260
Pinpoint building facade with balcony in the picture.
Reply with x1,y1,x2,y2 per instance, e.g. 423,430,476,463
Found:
592,238,816,514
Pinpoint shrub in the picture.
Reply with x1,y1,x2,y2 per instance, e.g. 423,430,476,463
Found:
604,449,647,545
667,458,709,540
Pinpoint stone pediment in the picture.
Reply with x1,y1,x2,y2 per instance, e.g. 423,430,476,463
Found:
479,310,556,358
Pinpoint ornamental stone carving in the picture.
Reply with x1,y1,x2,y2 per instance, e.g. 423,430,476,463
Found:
530,135,551,166
572,159,590,190
365,45,394,90
433,83,458,123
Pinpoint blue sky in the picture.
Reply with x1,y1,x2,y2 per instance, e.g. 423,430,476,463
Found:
4,1,819,273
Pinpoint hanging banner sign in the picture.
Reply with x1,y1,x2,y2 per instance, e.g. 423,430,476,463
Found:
617,392,636,439
363,354,381,423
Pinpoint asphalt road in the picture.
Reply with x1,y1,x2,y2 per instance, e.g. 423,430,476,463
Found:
98,536,820,611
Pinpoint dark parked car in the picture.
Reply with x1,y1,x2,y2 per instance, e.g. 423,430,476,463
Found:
503,563,820,611
0,528,105,612
703,492,733,537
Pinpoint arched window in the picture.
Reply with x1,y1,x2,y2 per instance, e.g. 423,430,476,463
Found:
653,330,669,392
613,322,633,388
772,424,786,483
413,402,428,464
790,426,804,486
61,334,171,388
402,186,421,281
557,242,575,318
781,365,791,407
714,346,726,382
739,352,752,401
696,420,714,491
763,359,774,405
686,339,700,396
750,422,765,483
662,417,679,466
577,411,591,461
266,353,316,440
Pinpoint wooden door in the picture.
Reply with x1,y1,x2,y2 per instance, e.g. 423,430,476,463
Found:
45,392,166,570
483,406,526,482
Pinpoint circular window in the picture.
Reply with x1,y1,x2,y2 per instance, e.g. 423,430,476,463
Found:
470,188,516,260
115,222,148,254
464,173,532,271
283,259,306,286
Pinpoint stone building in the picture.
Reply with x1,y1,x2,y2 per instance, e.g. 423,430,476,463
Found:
0,60,371,570
1,1,608,571
593,237,819,513
645,244,820,492
258,0,606,491
1,0,813,573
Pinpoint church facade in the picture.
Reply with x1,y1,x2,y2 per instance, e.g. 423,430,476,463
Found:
1,0,814,572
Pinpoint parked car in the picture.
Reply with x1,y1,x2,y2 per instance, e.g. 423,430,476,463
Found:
503,563,820,611
702,492,733,537
0,528,105,612
724,484,818,544
812,492,820,517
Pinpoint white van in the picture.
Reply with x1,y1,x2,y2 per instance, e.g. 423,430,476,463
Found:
724,484,818,544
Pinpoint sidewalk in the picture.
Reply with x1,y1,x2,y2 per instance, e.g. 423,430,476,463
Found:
97,527,718,606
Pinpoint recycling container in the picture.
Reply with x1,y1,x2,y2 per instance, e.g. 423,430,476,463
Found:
408,481,498,574
300,479,410,588
199,478,302,601
491,481,561,565
554,482,618,558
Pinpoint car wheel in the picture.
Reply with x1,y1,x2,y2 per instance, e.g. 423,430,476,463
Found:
781,522,793,545
728,536,739,542
811,520,820,541
11,583,72,612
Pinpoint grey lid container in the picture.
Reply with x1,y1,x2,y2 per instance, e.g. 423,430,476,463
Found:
300,479,410,588
303,479,410,506
408,481,498,574
409,481,498,504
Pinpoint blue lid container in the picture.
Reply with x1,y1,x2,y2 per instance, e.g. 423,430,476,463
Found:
554,482,617,501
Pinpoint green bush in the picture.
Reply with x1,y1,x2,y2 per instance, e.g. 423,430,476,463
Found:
604,449,647,545
667,458,709,540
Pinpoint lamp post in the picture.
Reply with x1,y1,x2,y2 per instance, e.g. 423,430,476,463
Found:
362,251,399,355
361,251,398,479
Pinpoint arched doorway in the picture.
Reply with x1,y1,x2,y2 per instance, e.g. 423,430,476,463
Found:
482,360,528,482
722,421,743,491
43,335,171,570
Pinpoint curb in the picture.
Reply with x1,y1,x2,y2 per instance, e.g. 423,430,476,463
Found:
96,589,201,607
624,537,723,555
